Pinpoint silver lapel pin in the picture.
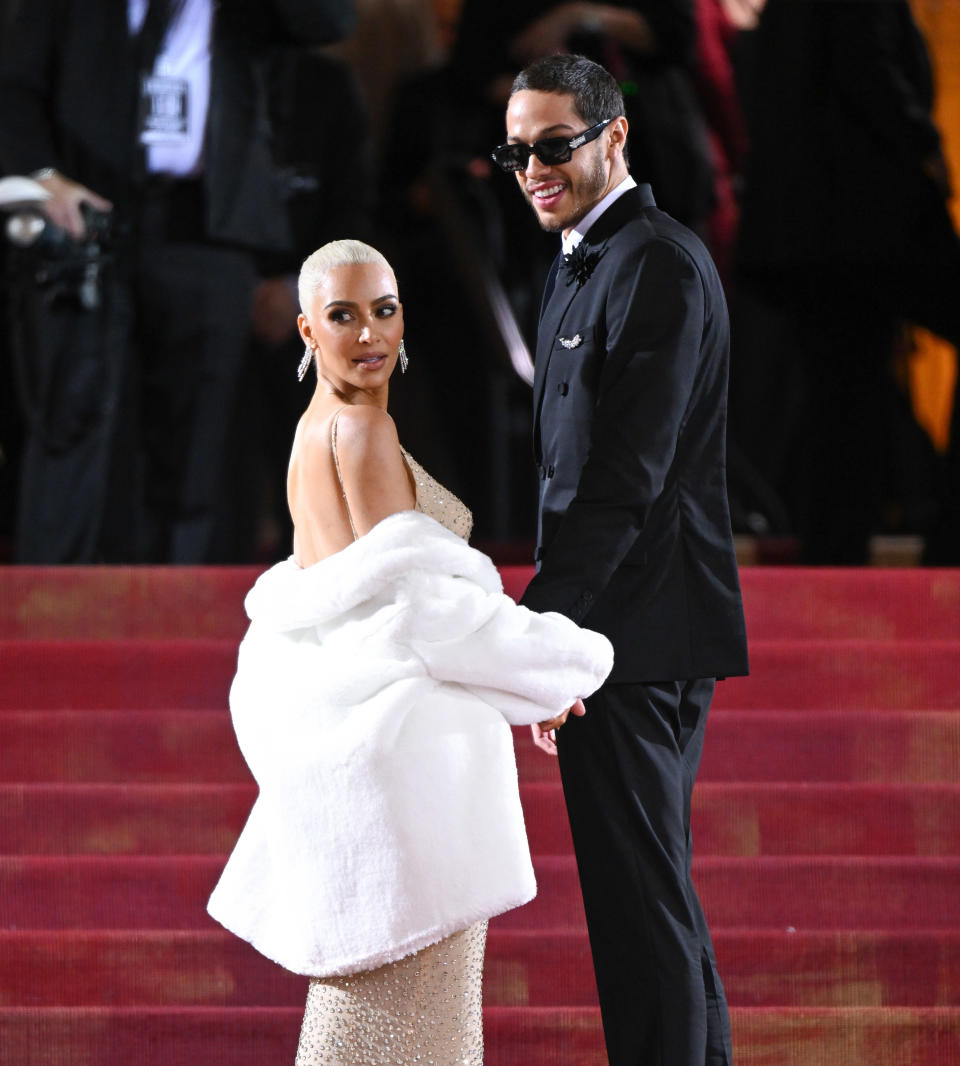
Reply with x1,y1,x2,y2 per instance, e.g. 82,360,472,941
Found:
558,333,583,350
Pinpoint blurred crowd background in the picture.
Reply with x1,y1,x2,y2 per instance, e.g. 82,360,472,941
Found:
0,0,958,566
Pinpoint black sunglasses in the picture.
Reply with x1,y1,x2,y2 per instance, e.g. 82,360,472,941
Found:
491,119,613,173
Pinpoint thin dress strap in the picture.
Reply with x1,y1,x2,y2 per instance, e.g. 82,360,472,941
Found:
330,409,359,542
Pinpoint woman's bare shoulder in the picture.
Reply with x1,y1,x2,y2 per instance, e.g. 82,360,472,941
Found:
331,405,403,472
290,403,388,457
332,404,399,442
289,402,413,547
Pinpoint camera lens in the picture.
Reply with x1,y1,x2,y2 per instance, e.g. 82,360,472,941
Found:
6,211,47,248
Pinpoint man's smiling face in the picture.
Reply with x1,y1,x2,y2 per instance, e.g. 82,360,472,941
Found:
505,89,615,235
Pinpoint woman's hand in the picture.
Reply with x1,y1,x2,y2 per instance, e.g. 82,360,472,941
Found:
531,697,586,755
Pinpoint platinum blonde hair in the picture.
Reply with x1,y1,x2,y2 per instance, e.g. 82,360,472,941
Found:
297,239,395,312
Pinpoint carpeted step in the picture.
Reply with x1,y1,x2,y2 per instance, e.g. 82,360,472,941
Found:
3,568,959,641
0,567,256,641
710,640,960,711
3,855,959,932
4,709,958,785
0,931,308,1008
5,782,960,857
2,929,958,1009
714,929,960,1009
738,569,960,641
0,711,249,784
695,710,960,785
729,1006,960,1066
1,1006,958,1066
503,855,960,932
689,782,960,855
1,566,957,1066
3,638,960,711
0,783,258,856
0,639,237,710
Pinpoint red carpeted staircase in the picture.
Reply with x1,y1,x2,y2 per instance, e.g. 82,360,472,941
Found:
1,566,959,1065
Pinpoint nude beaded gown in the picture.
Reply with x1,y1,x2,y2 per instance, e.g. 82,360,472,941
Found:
294,446,487,1066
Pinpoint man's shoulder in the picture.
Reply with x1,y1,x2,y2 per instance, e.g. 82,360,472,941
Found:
613,203,707,257
595,203,719,293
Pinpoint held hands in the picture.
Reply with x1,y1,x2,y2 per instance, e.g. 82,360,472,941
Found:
35,172,112,240
531,697,586,756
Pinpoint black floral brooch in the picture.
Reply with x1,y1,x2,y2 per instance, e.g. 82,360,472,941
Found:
562,244,605,288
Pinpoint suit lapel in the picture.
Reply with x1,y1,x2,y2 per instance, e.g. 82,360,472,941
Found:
533,263,581,458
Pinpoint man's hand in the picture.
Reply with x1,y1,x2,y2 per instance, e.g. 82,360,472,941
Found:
35,172,112,240
531,696,586,755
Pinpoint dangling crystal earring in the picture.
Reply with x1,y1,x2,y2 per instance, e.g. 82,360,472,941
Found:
398,338,408,374
297,345,314,382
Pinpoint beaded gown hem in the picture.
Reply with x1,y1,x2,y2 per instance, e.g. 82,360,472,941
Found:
295,921,487,1066
295,448,482,1065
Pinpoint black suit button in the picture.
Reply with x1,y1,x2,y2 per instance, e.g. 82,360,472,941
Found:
557,382,569,396
574,590,593,615
547,465,555,478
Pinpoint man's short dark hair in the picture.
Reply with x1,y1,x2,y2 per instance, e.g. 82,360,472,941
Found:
511,53,625,127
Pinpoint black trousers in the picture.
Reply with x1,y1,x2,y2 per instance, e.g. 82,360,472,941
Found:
13,181,255,563
557,678,731,1066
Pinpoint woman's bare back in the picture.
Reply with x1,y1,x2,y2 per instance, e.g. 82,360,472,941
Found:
287,397,416,568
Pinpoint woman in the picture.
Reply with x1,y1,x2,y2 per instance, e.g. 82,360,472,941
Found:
207,240,613,1064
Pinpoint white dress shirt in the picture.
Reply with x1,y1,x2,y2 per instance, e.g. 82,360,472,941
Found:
562,174,638,256
128,0,212,177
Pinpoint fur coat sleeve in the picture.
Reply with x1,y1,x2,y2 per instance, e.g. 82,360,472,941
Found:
208,511,613,977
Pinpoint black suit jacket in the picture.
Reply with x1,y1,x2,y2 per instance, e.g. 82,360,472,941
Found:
520,184,748,683
0,0,354,252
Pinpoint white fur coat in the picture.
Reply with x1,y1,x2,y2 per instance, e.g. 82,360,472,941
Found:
207,510,613,977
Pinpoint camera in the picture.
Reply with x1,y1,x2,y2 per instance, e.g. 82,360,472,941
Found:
4,203,118,310
6,202,114,255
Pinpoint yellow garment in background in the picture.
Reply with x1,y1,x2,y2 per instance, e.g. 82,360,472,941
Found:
910,0,959,452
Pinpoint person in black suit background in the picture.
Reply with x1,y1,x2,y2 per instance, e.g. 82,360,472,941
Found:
239,49,373,560
735,0,960,564
496,54,748,1066
0,0,354,563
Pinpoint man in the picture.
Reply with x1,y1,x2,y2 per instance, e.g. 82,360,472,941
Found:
494,54,748,1066
0,0,354,562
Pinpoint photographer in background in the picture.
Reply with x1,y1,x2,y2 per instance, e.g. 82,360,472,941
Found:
0,0,354,563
